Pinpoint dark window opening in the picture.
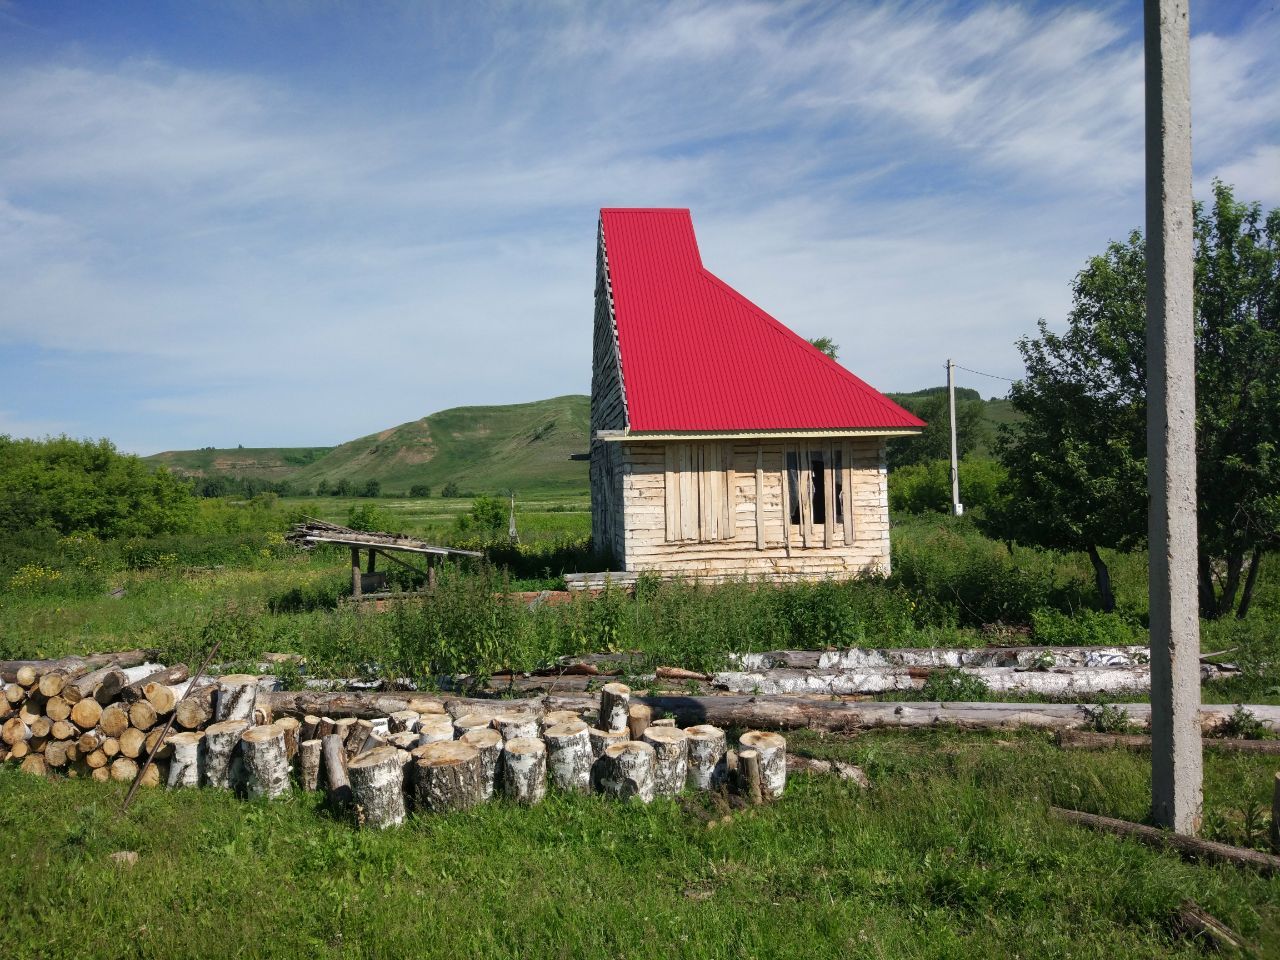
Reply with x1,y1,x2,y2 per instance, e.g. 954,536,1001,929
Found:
810,454,826,524
786,451,800,525
833,448,844,526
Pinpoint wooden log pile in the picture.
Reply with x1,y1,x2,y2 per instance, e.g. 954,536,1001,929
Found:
0,654,219,785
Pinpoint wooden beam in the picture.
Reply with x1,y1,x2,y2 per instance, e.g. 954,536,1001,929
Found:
823,443,835,549
755,446,765,550
842,440,854,545
351,548,361,600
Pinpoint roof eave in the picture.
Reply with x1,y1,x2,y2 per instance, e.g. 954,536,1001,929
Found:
595,427,924,442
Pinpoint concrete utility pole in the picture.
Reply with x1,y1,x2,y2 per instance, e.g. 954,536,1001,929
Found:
946,359,962,516
1144,0,1202,835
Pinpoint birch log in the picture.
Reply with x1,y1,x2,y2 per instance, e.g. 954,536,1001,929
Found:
417,716,455,745
214,675,259,724
240,725,291,799
322,734,351,808
492,713,539,742
119,728,146,759
599,683,631,733
544,720,592,793
276,716,301,760
348,746,407,828
501,737,546,805
175,684,216,730
128,701,157,732
540,709,582,732
642,727,689,797
144,682,176,715
99,703,129,738
452,713,492,739
166,731,204,788
460,728,502,800
388,710,420,734
414,741,483,812
739,731,786,799
685,725,728,790
299,739,322,791
588,727,628,760
203,719,249,789
627,704,652,741
596,740,656,803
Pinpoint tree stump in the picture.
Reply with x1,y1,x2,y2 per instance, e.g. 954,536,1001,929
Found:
299,739,322,790
214,674,259,723
349,746,407,828
417,717,454,745
685,725,728,790
203,719,249,789
596,740,656,803
627,704,652,741
588,727,628,759
241,724,292,799
459,728,502,799
414,741,483,812
540,709,582,733
501,737,547,805
642,727,689,797
739,731,786,799
544,720,592,793
598,683,631,733
492,712,539,742
450,713,490,738
166,731,204,788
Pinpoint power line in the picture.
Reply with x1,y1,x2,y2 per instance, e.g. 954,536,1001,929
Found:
951,363,1017,383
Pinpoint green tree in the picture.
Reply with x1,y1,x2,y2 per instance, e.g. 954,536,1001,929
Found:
316,479,330,496
807,336,839,359
887,388,990,469
333,479,352,497
455,495,506,534
441,481,461,498
360,479,381,498
409,484,431,498
994,182,1278,618
347,502,392,532
0,435,197,538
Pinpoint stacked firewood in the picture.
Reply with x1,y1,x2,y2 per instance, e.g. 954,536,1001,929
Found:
0,652,218,784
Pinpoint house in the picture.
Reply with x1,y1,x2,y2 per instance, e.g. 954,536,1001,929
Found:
588,208,925,582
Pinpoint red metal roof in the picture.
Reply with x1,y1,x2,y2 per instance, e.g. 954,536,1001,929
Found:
600,208,925,433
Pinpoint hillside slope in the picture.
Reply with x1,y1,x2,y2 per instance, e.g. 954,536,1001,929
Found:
148,396,590,495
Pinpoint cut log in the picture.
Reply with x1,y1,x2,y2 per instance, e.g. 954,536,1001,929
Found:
500,737,547,805
121,664,189,703
18,697,44,726
651,718,676,729
240,724,291,799
29,716,51,739
102,737,119,758
388,710,419,734
316,717,336,739
739,749,763,805
99,703,130,738
8,740,29,760
1055,729,1280,756
492,713,539,742
407,697,447,715
417,717,455,745
276,716,301,760
588,727,628,760
414,741,484,812
38,670,68,698
685,725,728,790
85,748,108,769
1173,899,1246,952
459,728,502,800
1050,807,1280,875
299,715,321,742
344,718,374,757
738,731,786,799
596,740,656,803
599,683,631,733
171,684,216,731
166,732,204,787
20,754,47,777
349,746,407,828
44,696,72,722
214,674,259,724
202,719,249,789
1,650,152,686
44,740,71,768
544,720,592,793
144,683,176,715
322,734,351,808
138,762,162,788
4,683,23,704
299,739,322,791
144,727,173,760
118,726,146,760
110,757,138,783
128,701,157,732
90,766,110,783
1,717,30,746
627,704,652,741
656,666,711,682
540,709,582,732
65,666,116,703
642,727,689,797
77,731,102,753
385,731,419,751
452,713,492,739
728,644,1154,671
70,698,102,731
50,719,76,741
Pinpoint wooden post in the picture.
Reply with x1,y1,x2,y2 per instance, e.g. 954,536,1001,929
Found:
366,550,376,574
947,359,962,516
1145,0,1202,835
351,548,362,599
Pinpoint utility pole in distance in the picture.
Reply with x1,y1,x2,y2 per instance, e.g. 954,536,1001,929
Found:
947,359,962,516
1145,0,1202,835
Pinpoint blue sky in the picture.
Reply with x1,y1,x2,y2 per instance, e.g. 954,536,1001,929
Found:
1,1,1276,455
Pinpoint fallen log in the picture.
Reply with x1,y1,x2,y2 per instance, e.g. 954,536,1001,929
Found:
713,664,1161,697
1173,899,1246,952
1056,729,1280,756
0,650,154,685
119,664,189,703
1050,807,1280,875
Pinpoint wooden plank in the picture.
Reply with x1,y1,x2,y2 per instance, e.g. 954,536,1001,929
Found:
351,548,362,600
842,440,854,546
780,457,792,558
664,444,678,542
823,442,835,550
798,445,811,549
679,443,698,541
755,446,765,550
722,443,735,540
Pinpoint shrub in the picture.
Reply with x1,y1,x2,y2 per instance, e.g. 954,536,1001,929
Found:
409,484,431,498
347,503,393,532
1030,608,1147,647
889,459,1008,517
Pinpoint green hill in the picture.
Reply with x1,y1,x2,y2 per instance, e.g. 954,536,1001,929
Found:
148,395,590,495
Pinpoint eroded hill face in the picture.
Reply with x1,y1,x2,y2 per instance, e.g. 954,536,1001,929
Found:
146,395,590,495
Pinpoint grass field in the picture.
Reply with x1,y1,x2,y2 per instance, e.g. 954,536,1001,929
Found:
2,728,1276,959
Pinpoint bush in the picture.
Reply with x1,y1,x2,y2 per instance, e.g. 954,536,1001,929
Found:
1030,608,1147,647
347,503,393,532
409,484,431,498
455,496,507,534
441,482,461,498
889,459,1008,517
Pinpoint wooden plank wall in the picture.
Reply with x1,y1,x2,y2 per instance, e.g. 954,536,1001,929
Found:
618,438,890,580
589,226,629,562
